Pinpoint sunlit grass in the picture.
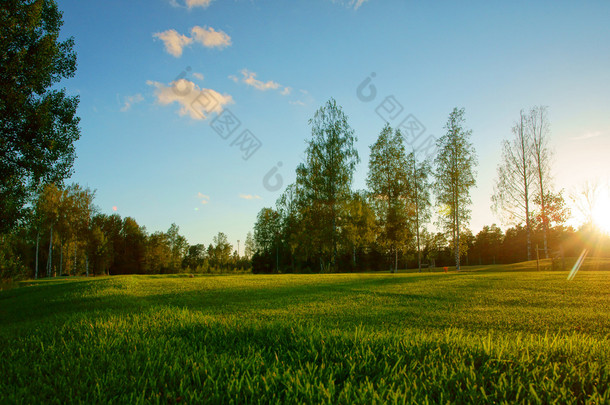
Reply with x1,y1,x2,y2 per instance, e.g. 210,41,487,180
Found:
1,260,609,403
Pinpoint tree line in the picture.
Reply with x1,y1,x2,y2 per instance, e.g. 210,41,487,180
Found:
0,183,252,279
250,100,606,274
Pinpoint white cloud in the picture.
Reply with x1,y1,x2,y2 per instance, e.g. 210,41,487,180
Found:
350,0,368,9
169,0,214,9
198,192,210,204
120,93,144,112
147,79,233,120
191,26,231,49
239,194,262,200
192,72,204,80
228,75,239,83
289,100,306,106
332,0,369,10
186,0,214,8
240,69,280,91
153,29,193,57
280,87,292,95
571,131,603,141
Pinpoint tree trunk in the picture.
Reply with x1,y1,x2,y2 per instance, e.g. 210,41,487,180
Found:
59,242,63,276
414,159,421,273
35,231,40,279
47,225,53,277
415,199,421,273
525,197,531,261
73,238,77,275
86,255,89,277
455,192,460,271
394,247,398,273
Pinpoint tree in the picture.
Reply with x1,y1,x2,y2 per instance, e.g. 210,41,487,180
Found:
472,224,503,265
253,208,281,272
341,191,377,268
492,110,535,260
68,184,95,275
145,231,172,274
434,108,477,271
166,223,188,272
570,180,602,228
408,151,431,272
211,232,232,270
297,98,359,270
35,183,61,277
1,0,80,232
275,184,301,271
118,217,146,274
367,124,411,272
528,106,553,258
183,244,207,271
244,232,255,260
534,190,570,229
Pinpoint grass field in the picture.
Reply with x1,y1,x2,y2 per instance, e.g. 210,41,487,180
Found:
1,259,610,404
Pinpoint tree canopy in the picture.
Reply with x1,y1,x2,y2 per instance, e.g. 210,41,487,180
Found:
1,0,80,232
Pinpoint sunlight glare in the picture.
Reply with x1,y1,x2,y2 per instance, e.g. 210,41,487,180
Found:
592,188,610,234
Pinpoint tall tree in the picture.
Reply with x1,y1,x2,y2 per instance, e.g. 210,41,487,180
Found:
492,110,535,260
211,232,232,270
1,0,80,232
166,223,188,272
434,108,477,271
528,106,552,258
119,217,146,274
243,232,255,260
68,184,95,275
408,151,431,272
253,208,282,272
276,184,302,272
35,183,61,277
367,124,411,272
297,98,359,270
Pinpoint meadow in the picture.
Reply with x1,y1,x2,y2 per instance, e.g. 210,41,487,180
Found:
1,259,610,404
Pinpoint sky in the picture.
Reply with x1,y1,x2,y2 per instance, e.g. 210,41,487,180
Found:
58,0,610,251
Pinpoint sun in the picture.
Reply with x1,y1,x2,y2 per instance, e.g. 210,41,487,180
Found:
592,188,610,235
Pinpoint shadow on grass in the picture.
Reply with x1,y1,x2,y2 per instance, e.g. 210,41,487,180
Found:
0,273,459,330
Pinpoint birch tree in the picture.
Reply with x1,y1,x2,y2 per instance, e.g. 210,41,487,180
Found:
407,151,431,272
367,124,411,272
434,108,477,271
528,106,552,258
492,110,536,260
298,98,359,270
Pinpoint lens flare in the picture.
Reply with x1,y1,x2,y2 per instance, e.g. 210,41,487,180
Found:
567,249,588,281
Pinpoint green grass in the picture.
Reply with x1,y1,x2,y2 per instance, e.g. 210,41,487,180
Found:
1,260,610,404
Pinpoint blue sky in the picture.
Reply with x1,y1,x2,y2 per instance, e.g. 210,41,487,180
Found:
58,0,610,250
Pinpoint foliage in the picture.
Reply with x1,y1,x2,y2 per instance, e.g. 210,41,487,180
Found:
297,98,359,269
1,0,80,232
367,124,411,270
434,108,477,270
